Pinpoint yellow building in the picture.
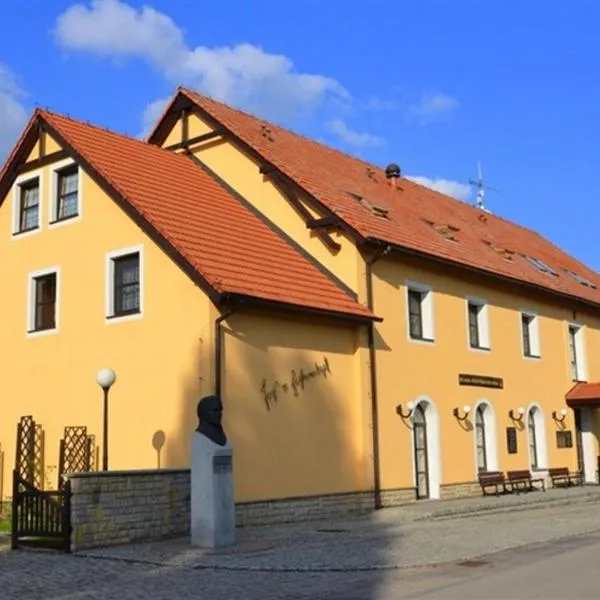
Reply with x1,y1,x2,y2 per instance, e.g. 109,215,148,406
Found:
147,87,600,502
1,88,599,517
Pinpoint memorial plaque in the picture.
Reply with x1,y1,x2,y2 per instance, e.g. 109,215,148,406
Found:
213,454,232,474
506,427,518,454
556,430,573,449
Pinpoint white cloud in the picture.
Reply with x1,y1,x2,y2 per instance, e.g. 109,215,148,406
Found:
0,64,28,162
140,95,170,138
54,0,349,122
327,118,384,148
406,175,471,201
408,92,459,124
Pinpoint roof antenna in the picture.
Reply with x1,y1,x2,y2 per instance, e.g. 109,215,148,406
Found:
469,161,497,212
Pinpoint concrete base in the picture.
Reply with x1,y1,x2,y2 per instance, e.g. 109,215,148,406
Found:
190,434,235,548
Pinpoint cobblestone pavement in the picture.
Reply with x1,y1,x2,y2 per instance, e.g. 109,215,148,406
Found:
2,490,600,599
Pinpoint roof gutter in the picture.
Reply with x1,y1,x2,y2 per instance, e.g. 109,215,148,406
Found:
365,243,392,510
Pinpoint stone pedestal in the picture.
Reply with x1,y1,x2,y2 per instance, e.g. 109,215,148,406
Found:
191,433,236,548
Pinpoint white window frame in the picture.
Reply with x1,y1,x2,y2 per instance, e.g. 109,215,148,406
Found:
568,322,587,381
12,169,43,238
520,310,540,359
525,403,548,471
49,158,83,228
26,266,61,338
465,295,490,352
405,280,435,344
472,400,498,476
105,244,144,324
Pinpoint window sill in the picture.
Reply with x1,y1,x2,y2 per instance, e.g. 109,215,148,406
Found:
470,345,491,352
409,336,435,344
523,353,541,360
26,327,57,338
12,226,40,237
49,214,79,225
106,311,142,324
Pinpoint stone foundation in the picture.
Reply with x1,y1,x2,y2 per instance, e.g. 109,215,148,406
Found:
68,469,481,550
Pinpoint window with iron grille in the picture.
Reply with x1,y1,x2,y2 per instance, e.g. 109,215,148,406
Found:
56,166,79,220
18,179,40,233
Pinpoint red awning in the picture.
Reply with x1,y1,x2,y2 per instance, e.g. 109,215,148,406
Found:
566,382,600,407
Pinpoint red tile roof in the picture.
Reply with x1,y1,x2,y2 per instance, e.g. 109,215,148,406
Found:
1,110,375,322
566,382,600,406
172,87,600,308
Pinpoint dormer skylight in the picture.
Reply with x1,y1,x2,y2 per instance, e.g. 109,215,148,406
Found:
348,192,389,219
525,256,558,276
483,240,514,261
565,269,597,289
423,219,460,242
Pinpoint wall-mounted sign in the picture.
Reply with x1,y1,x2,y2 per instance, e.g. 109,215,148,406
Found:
459,373,504,389
260,357,332,411
556,430,573,449
506,427,518,454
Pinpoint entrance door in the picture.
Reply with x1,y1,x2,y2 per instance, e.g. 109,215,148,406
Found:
413,403,430,499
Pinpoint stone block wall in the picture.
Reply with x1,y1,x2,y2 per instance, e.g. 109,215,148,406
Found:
68,468,481,551
69,469,190,551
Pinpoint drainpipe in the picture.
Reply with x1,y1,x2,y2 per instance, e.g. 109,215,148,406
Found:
365,244,392,509
214,304,235,397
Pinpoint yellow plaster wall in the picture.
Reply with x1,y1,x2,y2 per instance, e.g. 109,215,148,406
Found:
0,142,213,499
373,254,590,491
161,112,362,294
213,312,369,502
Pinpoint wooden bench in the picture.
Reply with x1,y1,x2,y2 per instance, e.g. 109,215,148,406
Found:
506,470,546,493
478,471,509,496
549,467,583,488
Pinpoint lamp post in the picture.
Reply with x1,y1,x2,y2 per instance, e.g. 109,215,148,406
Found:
96,368,116,471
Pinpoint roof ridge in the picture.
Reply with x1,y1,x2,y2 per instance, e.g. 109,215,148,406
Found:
180,86,385,172
180,88,548,245
38,108,168,154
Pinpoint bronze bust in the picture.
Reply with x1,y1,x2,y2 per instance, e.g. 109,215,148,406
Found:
195,395,227,446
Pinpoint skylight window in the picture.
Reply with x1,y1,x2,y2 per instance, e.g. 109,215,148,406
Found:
525,256,558,276
565,269,598,289
422,219,460,242
483,240,514,261
348,192,390,219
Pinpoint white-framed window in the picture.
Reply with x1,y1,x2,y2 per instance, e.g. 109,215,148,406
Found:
50,158,82,226
405,281,434,343
12,170,43,237
472,401,498,474
26,266,60,337
568,323,587,381
105,245,144,323
466,296,490,351
520,311,540,358
526,404,548,470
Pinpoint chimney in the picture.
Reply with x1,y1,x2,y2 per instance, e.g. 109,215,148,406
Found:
385,163,401,187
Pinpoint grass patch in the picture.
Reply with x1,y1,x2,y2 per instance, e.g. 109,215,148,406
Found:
0,503,11,533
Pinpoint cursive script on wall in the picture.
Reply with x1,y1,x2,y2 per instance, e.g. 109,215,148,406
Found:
260,357,332,411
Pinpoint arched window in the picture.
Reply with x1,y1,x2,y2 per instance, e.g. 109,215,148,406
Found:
528,408,538,469
475,405,487,472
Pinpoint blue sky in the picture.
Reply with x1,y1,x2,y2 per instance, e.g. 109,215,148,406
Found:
1,0,598,268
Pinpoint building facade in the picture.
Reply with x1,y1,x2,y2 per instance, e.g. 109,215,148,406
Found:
1,88,599,516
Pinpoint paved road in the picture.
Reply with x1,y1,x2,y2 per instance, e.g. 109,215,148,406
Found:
2,500,600,599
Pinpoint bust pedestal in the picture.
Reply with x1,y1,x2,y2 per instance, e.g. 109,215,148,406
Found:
191,433,236,548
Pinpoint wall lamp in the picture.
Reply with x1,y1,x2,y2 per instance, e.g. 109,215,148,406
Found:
509,407,525,421
396,401,414,419
453,404,472,421
552,408,568,423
